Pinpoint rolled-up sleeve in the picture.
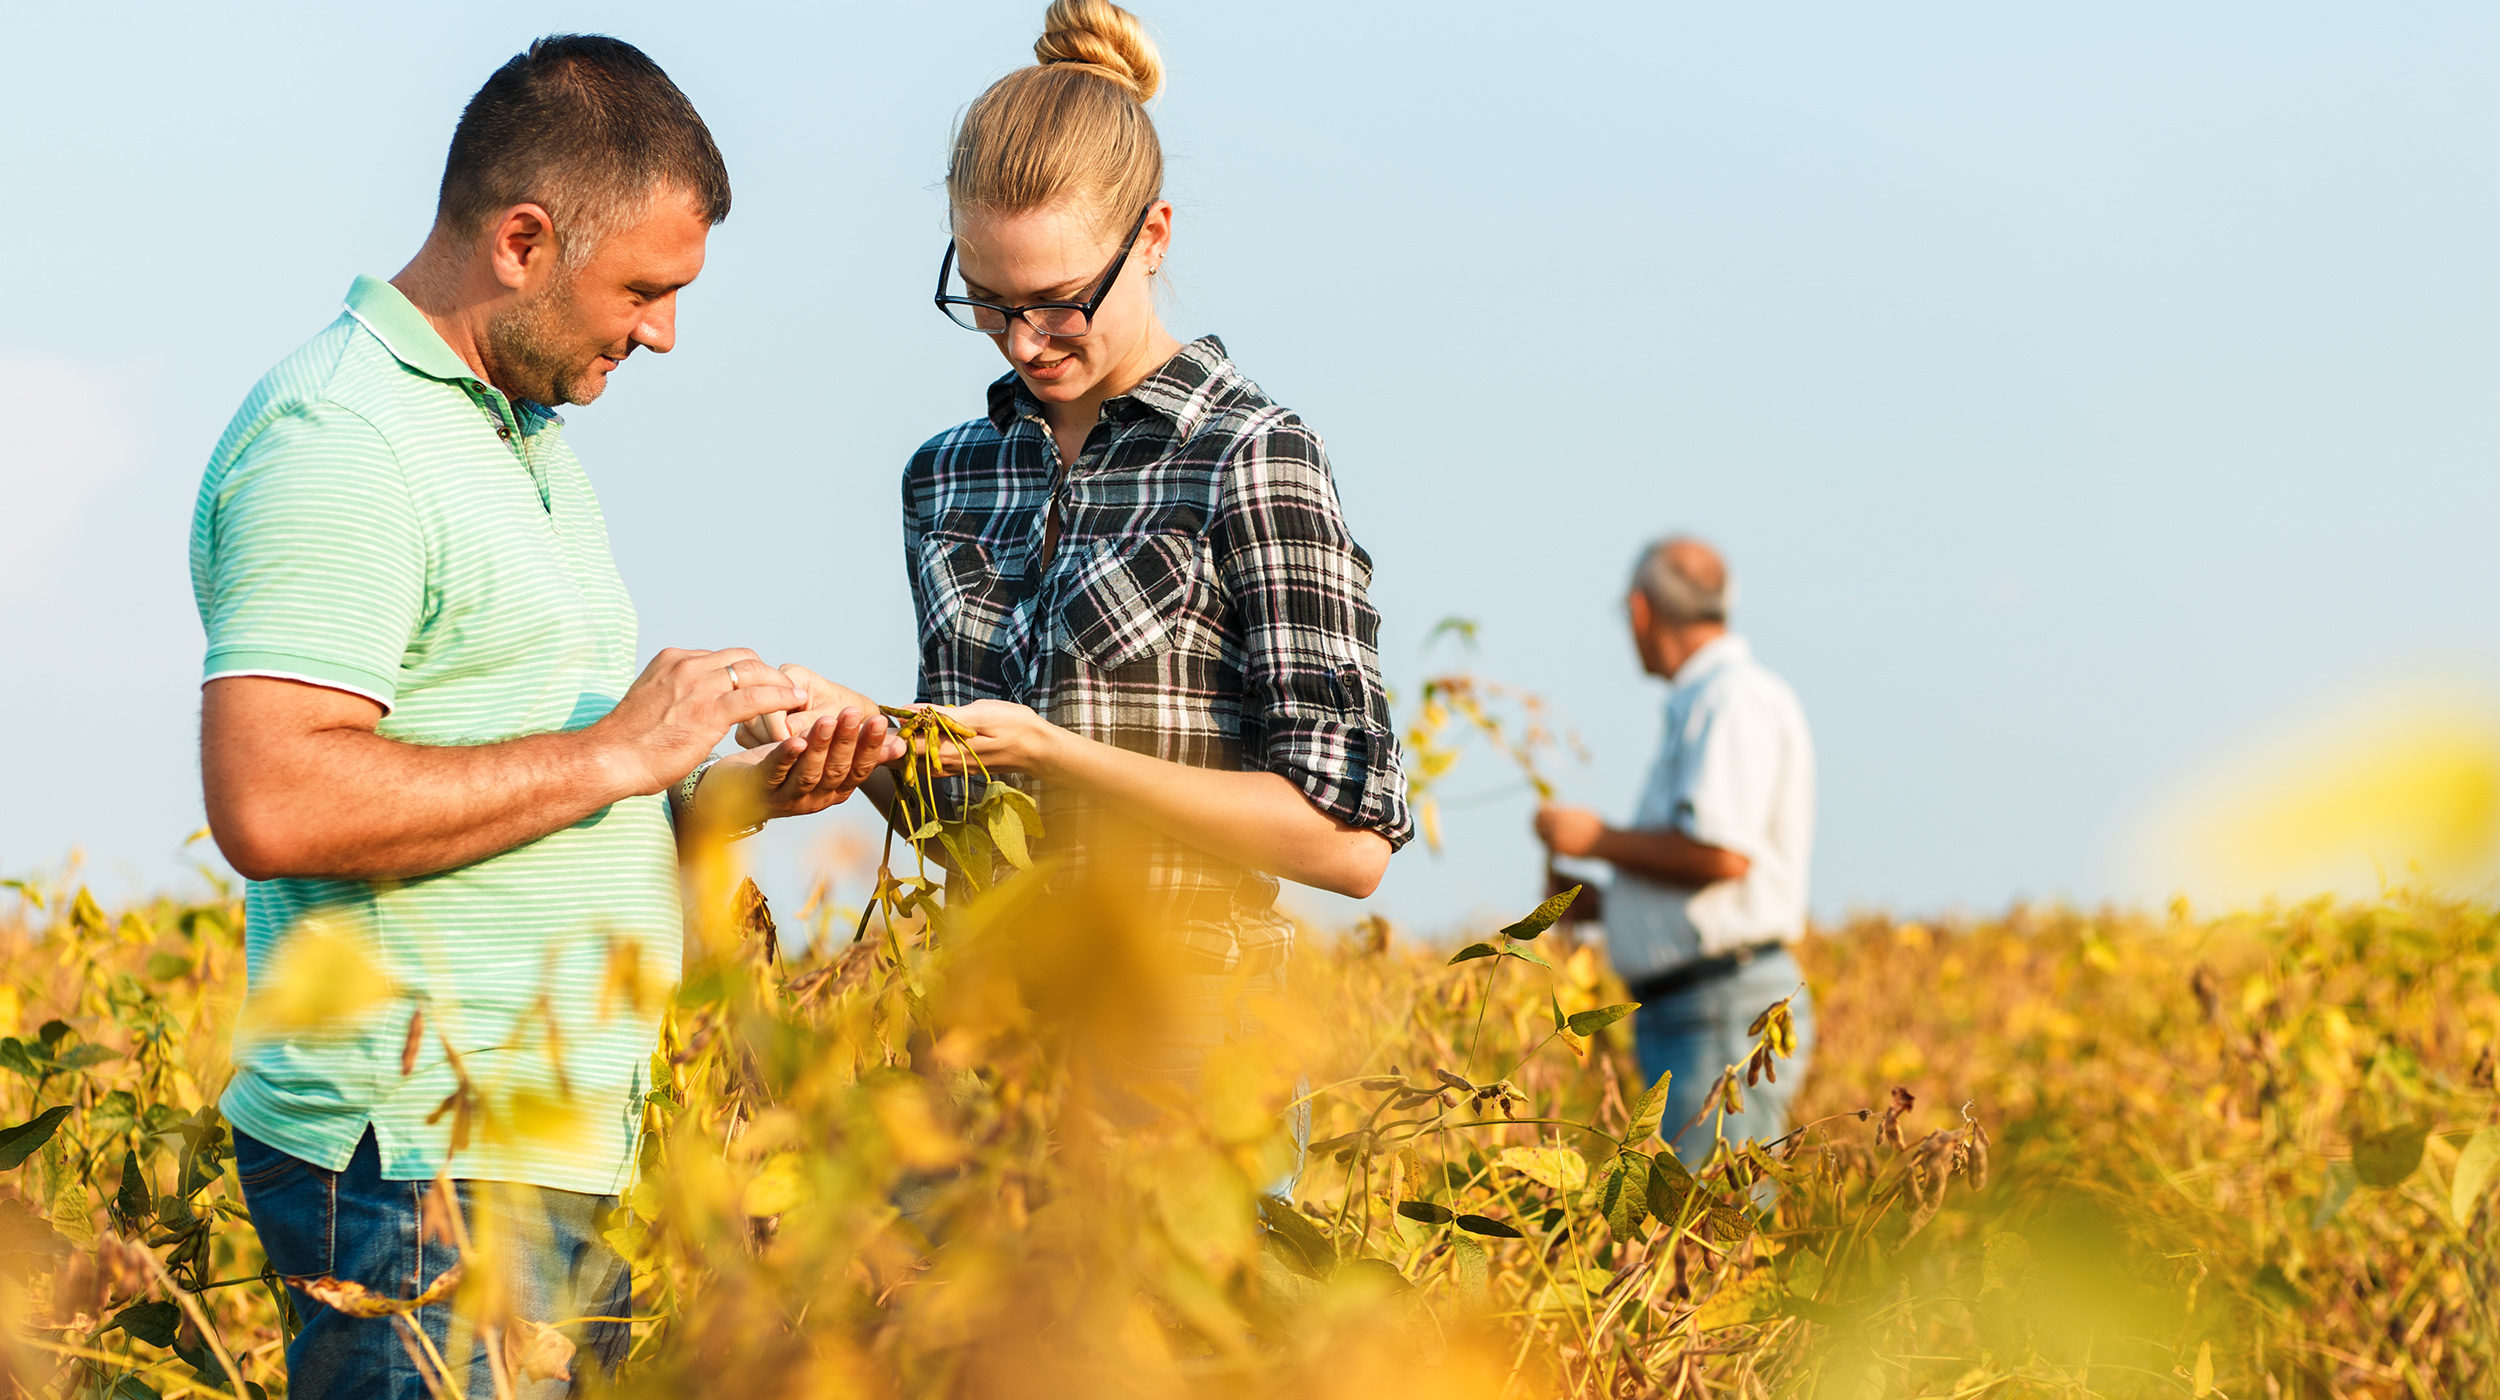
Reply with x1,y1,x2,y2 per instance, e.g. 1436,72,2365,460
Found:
1212,417,1413,849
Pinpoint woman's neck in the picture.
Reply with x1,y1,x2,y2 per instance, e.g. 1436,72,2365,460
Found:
1041,320,1186,462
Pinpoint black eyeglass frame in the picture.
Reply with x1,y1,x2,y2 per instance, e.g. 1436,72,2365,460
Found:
932,203,1156,337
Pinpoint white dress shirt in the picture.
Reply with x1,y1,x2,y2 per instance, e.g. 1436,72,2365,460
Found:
1602,634,1816,979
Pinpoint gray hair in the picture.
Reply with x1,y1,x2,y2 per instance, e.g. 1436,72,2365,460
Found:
1631,536,1733,624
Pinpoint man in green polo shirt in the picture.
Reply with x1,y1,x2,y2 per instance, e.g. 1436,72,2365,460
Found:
191,36,895,1398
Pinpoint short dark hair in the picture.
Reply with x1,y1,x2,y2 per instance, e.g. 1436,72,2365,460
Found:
436,35,731,267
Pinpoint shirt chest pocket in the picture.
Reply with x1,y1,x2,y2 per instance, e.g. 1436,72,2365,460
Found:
1061,534,1199,672
916,536,1016,654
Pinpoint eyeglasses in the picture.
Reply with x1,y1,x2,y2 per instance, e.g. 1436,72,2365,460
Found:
933,203,1155,338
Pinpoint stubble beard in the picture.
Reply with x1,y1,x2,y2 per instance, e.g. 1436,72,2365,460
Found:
483,276,605,408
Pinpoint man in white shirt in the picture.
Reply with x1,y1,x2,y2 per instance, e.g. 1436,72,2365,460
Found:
1534,536,1817,1155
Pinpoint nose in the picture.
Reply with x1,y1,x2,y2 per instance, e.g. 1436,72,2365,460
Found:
1004,318,1058,362
635,293,679,355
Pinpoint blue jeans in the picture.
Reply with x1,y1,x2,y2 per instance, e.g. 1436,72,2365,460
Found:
1634,946,1817,1159
234,1129,632,1400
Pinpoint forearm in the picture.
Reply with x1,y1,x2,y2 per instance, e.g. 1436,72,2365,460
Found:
1589,826,1751,889
207,724,636,882
1038,731,1390,898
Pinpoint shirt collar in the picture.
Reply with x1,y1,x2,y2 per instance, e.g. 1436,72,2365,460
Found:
1671,633,1751,689
984,334,1234,438
341,275,482,385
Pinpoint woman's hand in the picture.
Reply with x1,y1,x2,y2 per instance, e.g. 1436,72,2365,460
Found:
694,707,904,830
929,699,1068,778
735,663,881,749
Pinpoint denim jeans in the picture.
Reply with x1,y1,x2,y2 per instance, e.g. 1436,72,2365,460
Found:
1634,945,1817,1158
234,1128,632,1400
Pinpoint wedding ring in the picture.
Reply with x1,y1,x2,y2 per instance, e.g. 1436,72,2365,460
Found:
726,664,740,688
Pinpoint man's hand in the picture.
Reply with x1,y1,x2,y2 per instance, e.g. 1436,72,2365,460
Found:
691,706,903,831
735,663,880,749
591,647,811,794
1534,804,1608,859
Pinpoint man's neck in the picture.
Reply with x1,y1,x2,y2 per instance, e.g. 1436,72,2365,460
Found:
1660,623,1729,680
391,236,500,387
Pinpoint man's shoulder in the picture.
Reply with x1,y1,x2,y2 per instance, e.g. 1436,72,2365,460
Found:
1683,644,1808,727
205,311,429,481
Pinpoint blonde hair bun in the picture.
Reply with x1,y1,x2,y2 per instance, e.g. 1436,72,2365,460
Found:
1035,0,1163,105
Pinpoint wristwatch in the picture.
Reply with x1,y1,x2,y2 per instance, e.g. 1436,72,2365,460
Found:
676,757,720,817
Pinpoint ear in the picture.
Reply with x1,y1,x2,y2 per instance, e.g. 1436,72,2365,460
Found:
1626,590,1654,638
484,203,559,292
1140,199,1175,267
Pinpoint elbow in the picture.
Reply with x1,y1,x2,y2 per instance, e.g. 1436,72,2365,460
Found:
206,795,314,883
1320,832,1393,901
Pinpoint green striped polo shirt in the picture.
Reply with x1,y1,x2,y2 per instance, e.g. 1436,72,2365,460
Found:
191,274,681,1195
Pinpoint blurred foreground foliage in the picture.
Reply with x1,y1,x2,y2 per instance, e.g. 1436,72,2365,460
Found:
0,862,2494,1399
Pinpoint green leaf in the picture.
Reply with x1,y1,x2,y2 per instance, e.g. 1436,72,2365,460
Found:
90,1090,139,1137
1446,942,1501,965
1499,885,1581,941
1258,1194,1337,1277
1626,1069,1672,1144
115,1153,154,1228
0,1106,73,1170
1396,1199,1454,1225
55,1044,119,1071
111,1376,161,1400
2251,1262,2311,1313
1549,990,1567,1033
2451,1126,2500,1226
36,1020,70,1050
1567,1003,1638,1037
907,820,941,841
1646,1151,1694,1225
1597,1152,1651,1239
1499,947,1550,968
112,1299,183,1348
147,951,195,981
2351,1119,2431,1188
1454,1213,1523,1239
0,1039,41,1079
2310,1163,2357,1229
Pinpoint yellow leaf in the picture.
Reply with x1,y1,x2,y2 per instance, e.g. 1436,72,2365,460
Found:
741,1153,813,1217
2452,1125,2500,1226
872,1083,964,1169
2192,1340,2214,1397
1496,1146,1589,1192
1692,1269,1784,1330
239,923,393,1033
503,1316,576,1385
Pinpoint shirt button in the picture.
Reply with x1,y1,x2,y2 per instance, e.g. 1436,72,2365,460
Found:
497,426,512,440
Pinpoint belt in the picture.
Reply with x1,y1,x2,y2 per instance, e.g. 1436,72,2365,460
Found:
1624,940,1787,1003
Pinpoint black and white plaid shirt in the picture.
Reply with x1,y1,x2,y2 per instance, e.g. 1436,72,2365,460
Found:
904,336,1413,971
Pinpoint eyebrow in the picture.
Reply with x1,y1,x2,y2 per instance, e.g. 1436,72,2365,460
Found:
963,271,1096,303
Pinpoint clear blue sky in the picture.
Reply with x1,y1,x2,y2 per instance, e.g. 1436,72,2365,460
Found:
4,2,2495,934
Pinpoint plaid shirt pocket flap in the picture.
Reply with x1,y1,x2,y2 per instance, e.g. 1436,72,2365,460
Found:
916,535,1014,654
1063,534,1195,671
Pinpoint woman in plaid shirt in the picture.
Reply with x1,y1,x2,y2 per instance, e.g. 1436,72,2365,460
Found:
831,2,1412,1126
